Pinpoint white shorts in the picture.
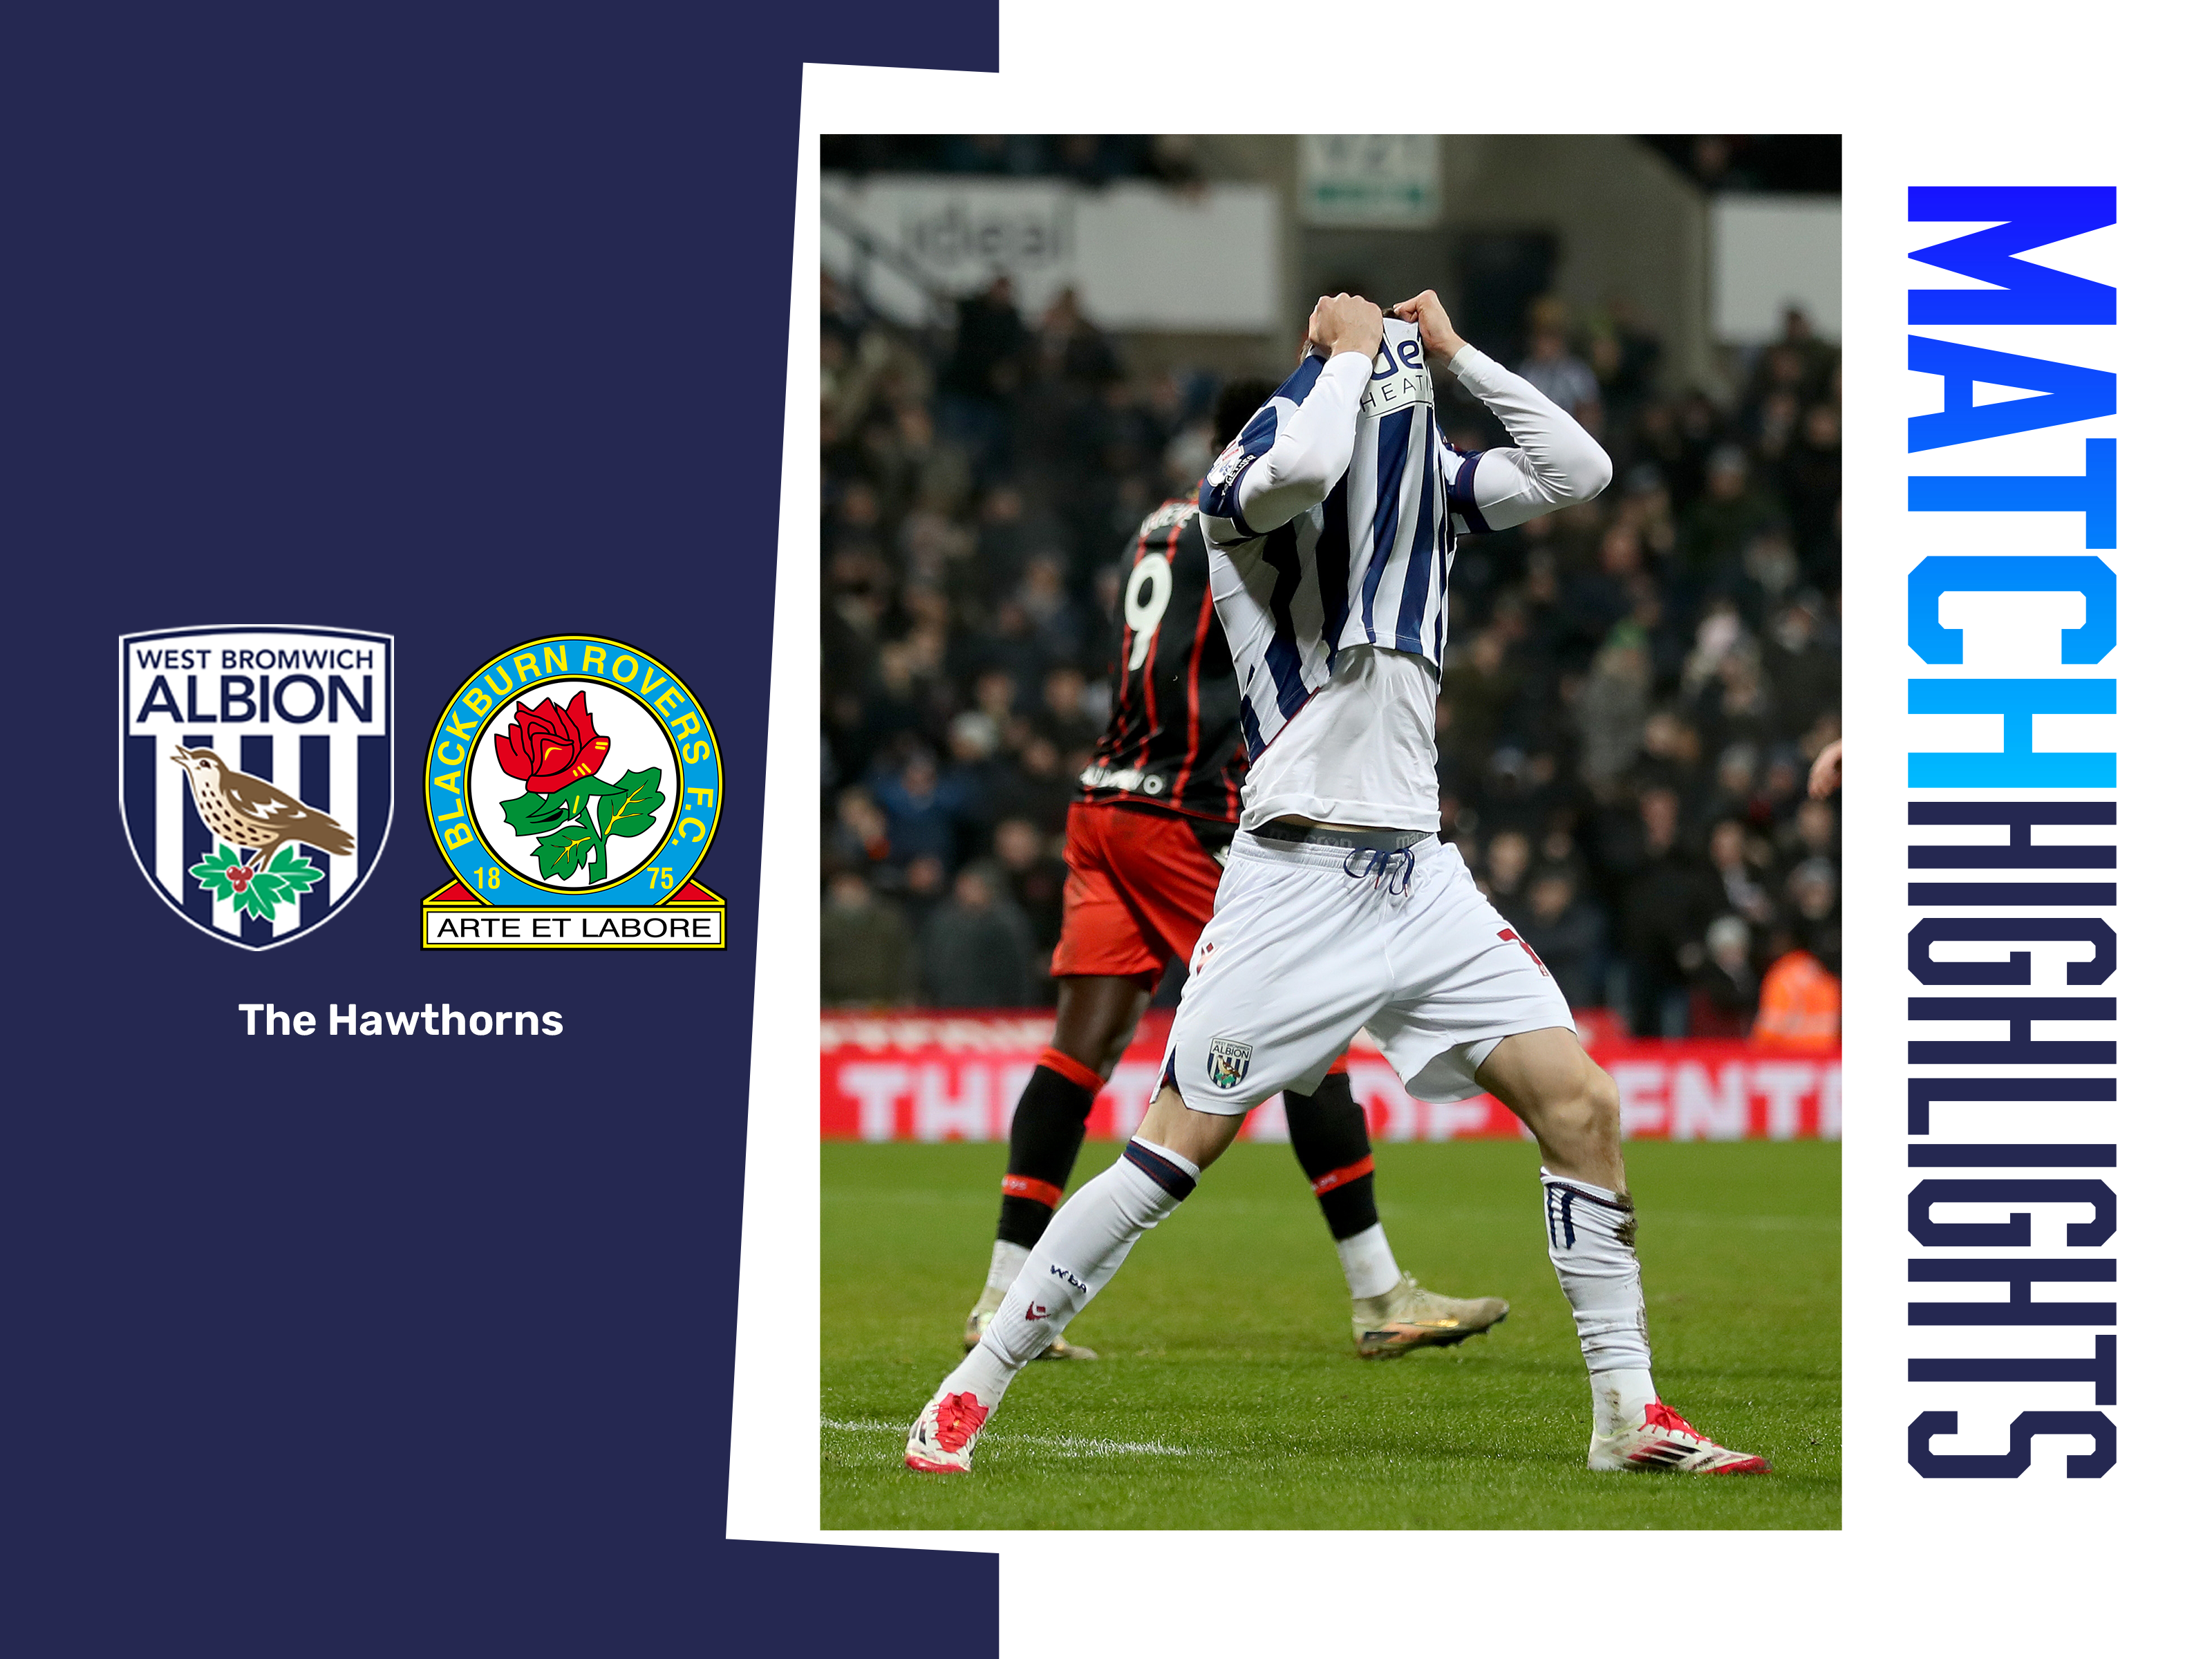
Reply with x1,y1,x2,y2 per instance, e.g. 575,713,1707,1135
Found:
1161,827,1575,1115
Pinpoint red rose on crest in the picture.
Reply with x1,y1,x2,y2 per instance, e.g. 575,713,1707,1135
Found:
494,691,611,792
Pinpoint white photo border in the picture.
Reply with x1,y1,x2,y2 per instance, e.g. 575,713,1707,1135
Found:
740,4,2200,1649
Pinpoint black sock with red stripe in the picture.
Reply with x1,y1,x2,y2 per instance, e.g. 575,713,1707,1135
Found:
1284,1067,1379,1241
996,1047,1105,1248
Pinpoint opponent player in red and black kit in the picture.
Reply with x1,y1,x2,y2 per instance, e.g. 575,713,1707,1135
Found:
962,380,1508,1360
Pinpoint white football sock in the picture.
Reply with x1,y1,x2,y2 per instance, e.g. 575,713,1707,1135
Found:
984,1239,1029,1295
1335,1223,1402,1300
1539,1168,1656,1433
935,1137,1199,1409
1588,1367,1660,1438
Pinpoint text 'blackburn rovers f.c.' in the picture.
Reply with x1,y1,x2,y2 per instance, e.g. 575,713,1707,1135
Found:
422,635,724,947
119,626,393,950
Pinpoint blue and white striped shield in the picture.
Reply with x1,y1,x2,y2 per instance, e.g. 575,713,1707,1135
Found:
118,625,394,950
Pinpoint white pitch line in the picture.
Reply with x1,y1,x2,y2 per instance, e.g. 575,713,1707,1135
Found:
821,1417,1205,1458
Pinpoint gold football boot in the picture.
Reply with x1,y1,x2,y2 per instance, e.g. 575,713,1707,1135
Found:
1352,1273,1508,1357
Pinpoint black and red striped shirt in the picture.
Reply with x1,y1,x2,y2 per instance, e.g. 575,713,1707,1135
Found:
1074,497,1243,825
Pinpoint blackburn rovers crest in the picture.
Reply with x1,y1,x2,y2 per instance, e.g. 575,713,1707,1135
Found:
118,626,395,950
422,635,724,948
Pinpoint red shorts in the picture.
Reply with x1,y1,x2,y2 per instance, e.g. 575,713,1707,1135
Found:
1051,800,1227,991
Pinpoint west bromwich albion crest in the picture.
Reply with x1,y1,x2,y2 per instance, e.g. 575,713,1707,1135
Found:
1207,1036,1253,1091
119,626,394,950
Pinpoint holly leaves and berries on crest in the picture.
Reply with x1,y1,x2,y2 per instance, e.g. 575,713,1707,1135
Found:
189,843,326,921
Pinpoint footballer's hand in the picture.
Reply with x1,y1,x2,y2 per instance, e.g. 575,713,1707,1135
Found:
1393,290,1468,362
1807,738,1842,799
1308,292,1385,362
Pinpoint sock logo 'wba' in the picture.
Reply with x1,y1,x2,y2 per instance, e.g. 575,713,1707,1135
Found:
1048,1263,1089,1294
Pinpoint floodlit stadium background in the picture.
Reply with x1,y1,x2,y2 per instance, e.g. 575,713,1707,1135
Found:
818,135,1841,1141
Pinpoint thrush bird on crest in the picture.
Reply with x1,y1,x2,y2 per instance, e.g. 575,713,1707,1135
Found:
172,747,355,869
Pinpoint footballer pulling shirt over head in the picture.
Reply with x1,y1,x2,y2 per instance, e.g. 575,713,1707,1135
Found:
908,290,1770,1479
962,375,1510,1365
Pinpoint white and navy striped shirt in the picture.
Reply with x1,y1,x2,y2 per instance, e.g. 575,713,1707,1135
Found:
1198,317,1611,828
1197,318,1470,760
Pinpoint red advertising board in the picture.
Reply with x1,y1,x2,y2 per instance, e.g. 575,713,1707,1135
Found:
819,1011,1840,1143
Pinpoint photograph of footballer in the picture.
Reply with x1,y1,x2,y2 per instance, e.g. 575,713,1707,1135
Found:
818,134,1841,1528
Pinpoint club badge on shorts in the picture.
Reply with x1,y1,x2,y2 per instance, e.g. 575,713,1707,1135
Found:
119,626,394,950
422,635,723,948
1207,1036,1253,1091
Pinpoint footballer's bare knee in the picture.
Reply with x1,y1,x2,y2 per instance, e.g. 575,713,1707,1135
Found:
1571,1062,1621,1144
1053,975,1153,1078
1521,1057,1622,1189
1133,1085,1244,1172
1478,1028,1627,1191
1562,1062,1627,1188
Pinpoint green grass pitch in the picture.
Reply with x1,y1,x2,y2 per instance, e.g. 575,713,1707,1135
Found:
822,1137,1839,1530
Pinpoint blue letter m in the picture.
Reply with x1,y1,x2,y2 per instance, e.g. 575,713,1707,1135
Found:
1909,187,2116,325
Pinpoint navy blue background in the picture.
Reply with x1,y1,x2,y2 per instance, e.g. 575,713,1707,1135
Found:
15,7,998,1653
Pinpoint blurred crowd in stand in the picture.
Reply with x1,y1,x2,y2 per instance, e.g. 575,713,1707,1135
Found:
822,218,1843,1045
821,133,1206,185
821,134,1837,197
